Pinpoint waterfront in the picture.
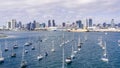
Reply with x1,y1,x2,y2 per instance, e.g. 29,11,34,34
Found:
0,31,120,68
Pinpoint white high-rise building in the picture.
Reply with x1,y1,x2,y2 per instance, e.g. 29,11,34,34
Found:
7,19,17,30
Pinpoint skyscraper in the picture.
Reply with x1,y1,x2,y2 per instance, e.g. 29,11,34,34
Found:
62,22,66,27
111,19,115,28
86,19,88,28
103,22,107,28
76,20,83,28
7,22,11,29
48,20,51,27
7,19,17,29
88,18,92,27
52,19,56,27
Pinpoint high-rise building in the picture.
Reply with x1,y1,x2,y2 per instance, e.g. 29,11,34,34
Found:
103,22,107,28
62,22,66,27
111,19,115,28
31,20,36,30
7,19,17,29
76,20,83,28
26,22,32,30
35,22,40,28
86,19,88,28
88,18,92,27
16,21,22,28
7,22,11,29
48,20,51,27
52,20,56,27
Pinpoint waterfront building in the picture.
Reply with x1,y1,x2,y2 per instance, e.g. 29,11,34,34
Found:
52,20,56,27
88,18,92,27
7,19,17,30
48,20,51,27
76,20,83,29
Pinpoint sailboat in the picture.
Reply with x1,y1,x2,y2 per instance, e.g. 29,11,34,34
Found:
65,57,72,64
71,44,75,59
78,36,81,51
13,41,18,49
98,36,105,49
24,49,28,54
11,48,16,58
0,45,4,63
84,34,87,41
4,39,8,51
51,41,55,52
101,42,109,62
20,45,27,68
62,42,65,68
31,46,35,50
62,33,65,68
37,38,43,61
65,33,72,64
24,37,32,46
73,42,78,54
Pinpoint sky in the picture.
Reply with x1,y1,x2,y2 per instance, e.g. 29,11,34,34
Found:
0,0,120,26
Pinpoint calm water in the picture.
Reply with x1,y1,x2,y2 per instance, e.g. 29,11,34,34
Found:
0,31,120,68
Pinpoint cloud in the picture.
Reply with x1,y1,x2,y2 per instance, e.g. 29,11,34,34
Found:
0,0,120,26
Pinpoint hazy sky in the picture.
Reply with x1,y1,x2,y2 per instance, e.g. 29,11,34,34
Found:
0,0,120,26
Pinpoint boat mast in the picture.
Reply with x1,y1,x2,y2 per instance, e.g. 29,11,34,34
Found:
0,45,2,58
78,35,80,46
52,41,54,50
22,45,25,61
62,33,64,68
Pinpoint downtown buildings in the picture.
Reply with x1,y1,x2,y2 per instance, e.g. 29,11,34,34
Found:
3,18,120,32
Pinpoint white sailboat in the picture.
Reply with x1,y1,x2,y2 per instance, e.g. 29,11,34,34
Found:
62,33,65,68
71,44,75,59
13,41,18,49
101,42,109,63
78,36,81,51
62,41,65,68
20,45,27,68
24,37,32,46
71,32,76,59
51,41,55,52
84,34,87,41
65,57,72,64
31,46,35,50
73,41,78,54
37,38,43,61
64,33,72,64
11,48,16,58
0,45,4,63
98,36,105,49
4,39,8,51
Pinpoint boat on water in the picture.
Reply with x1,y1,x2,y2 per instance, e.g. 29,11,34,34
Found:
24,42,32,46
24,37,32,46
37,38,43,61
4,39,9,51
31,46,35,50
20,45,27,68
24,49,28,54
65,57,72,64
0,45,4,63
51,41,55,52
101,42,109,63
13,41,18,49
37,55,43,60
78,36,82,51
11,53,16,58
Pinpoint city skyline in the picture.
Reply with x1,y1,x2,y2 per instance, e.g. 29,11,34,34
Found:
0,0,120,26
